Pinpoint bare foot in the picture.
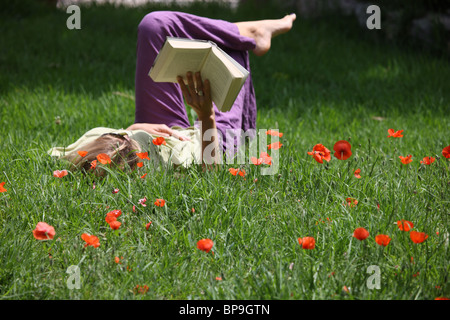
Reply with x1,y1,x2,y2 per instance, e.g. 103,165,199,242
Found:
235,13,296,56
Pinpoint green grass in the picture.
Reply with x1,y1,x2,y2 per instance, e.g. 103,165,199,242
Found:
0,1,449,300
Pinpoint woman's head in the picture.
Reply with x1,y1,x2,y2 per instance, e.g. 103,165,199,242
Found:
63,133,141,175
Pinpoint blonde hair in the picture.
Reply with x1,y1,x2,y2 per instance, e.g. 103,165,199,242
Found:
63,133,141,175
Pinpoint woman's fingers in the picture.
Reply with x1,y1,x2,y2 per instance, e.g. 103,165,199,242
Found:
172,132,191,141
186,72,197,97
152,124,191,141
203,78,211,99
195,72,203,95
157,130,190,141
178,71,213,119
177,76,191,101
179,71,205,98
157,126,190,141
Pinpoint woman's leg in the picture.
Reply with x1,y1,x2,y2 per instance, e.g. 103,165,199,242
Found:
234,14,296,56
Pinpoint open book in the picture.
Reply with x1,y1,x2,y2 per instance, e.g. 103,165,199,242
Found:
149,37,249,112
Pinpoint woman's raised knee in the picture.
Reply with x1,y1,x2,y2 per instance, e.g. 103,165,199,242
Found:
138,11,176,36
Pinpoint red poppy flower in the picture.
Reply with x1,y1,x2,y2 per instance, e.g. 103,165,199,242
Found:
106,214,122,229
146,222,152,230
32,222,56,240
354,168,361,178
152,137,167,145
229,168,245,177
442,145,450,159
215,277,223,281
397,220,414,231
375,234,391,246
266,129,283,137
137,162,144,168
399,155,413,164
307,144,331,164
90,160,97,169
114,256,123,264
410,231,428,244
97,153,111,165
108,220,121,230
268,142,283,150
81,233,100,248
251,151,273,166
77,150,88,157
112,188,119,194
140,173,147,179
298,236,315,249
197,238,214,253
251,157,263,165
106,209,122,219
0,182,7,193
353,227,369,241
420,156,435,165
260,152,272,165
387,129,404,138
435,297,450,300
344,197,358,207
154,199,165,207
53,169,68,178
136,152,150,160
105,215,117,224
134,285,149,295
333,140,352,160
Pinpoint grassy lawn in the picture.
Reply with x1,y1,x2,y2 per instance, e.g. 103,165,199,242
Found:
0,0,449,300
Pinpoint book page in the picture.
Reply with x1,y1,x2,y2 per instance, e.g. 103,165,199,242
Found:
153,48,211,82
201,51,234,109
210,46,248,78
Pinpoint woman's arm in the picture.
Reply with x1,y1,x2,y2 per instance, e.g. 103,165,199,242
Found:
177,71,220,166
126,123,190,141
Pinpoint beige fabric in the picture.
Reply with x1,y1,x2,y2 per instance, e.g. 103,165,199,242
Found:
47,126,202,168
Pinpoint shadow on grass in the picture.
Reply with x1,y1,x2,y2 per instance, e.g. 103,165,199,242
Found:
1,0,449,117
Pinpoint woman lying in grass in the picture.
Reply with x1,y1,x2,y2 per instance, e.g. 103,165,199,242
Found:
48,11,296,171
